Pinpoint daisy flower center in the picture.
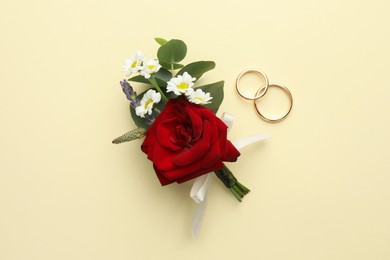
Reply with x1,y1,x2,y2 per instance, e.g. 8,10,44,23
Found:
131,61,137,68
148,65,155,70
177,83,189,90
144,99,153,109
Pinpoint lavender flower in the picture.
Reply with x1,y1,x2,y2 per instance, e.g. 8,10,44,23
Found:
145,114,156,126
120,80,139,107
130,99,140,108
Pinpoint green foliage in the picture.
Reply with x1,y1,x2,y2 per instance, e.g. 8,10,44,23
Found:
128,68,171,87
196,81,224,113
177,61,215,82
154,67,172,82
128,38,225,129
157,39,187,65
155,37,168,46
160,62,184,70
130,105,150,130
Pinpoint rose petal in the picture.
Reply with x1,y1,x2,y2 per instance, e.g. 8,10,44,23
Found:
152,144,178,171
200,141,221,168
184,104,203,140
157,117,183,151
172,120,211,167
222,140,241,162
175,161,224,183
141,124,158,160
160,160,202,180
153,165,175,186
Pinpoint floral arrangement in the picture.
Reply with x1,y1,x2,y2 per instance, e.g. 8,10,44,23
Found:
113,38,252,201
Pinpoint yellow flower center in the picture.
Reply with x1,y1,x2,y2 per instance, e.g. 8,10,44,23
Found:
131,61,137,68
148,65,155,70
144,99,153,109
177,83,189,90
194,97,204,102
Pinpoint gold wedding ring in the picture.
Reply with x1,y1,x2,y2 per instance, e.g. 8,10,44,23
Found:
236,68,293,123
254,83,293,123
236,68,269,100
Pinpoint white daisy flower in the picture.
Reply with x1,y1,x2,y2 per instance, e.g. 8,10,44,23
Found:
123,50,144,76
135,89,161,118
187,89,213,105
140,59,161,79
166,72,197,96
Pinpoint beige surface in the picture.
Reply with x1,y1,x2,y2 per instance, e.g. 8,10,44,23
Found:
1,0,390,259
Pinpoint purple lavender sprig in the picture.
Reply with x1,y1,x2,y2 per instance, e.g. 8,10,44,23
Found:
120,80,140,108
145,114,156,125
120,79,156,126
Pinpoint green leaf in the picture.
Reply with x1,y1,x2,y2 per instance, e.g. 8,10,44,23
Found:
130,106,149,129
157,39,187,64
197,81,224,113
130,105,150,129
155,37,168,46
128,75,148,84
160,62,184,70
128,68,171,87
177,61,216,82
155,68,172,82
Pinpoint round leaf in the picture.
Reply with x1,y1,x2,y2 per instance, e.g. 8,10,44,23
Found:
155,37,168,46
196,81,224,113
177,61,215,81
157,39,187,64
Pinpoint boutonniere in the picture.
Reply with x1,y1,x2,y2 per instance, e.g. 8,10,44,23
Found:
113,38,268,236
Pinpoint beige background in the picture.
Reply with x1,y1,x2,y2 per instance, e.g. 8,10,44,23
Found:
1,0,390,259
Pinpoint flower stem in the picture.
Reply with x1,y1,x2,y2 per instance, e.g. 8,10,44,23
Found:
214,164,250,202
230,187,242,202
171,62,175,76
148,76,168,103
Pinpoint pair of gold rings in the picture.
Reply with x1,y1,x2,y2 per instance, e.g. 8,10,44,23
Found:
236,68,293,123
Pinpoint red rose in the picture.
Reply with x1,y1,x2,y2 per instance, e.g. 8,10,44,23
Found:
141,97,240,185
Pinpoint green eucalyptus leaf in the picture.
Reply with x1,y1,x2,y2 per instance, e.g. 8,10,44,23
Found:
173,63,184,69
128,75,148,84
160,62,184,70
155,68,172,82
177,61,216,82
196,81,224,113
155,37,168,46
130,105,150,129
157,39,187,64
128,70,170,87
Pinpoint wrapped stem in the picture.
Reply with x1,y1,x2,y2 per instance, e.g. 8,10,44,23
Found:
214,164,250,202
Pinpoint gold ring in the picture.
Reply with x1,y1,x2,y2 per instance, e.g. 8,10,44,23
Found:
254,83,293,123
236,68,269,100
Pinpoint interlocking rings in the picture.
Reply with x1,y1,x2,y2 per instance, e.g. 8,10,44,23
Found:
236,68,269,100
236,68,293,122
254,83,293,123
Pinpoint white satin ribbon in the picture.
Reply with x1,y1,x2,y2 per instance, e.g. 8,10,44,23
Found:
190,113,269,238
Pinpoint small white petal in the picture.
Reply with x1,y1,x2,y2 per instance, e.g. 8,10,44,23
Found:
166,72,197,96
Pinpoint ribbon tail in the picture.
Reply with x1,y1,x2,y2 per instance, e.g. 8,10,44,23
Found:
191,173,212,238
190,173,210,204
233,133,269,151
